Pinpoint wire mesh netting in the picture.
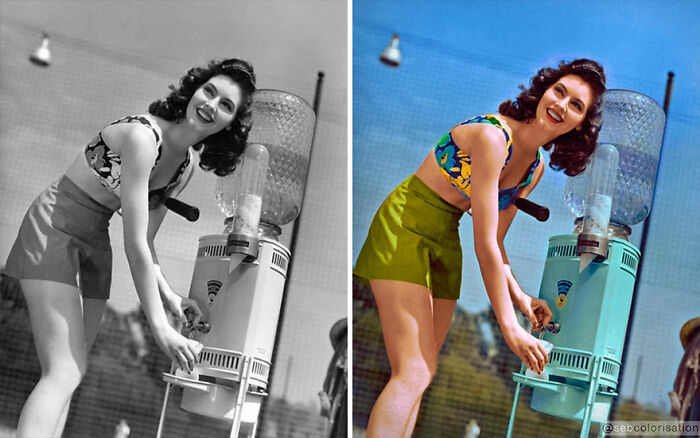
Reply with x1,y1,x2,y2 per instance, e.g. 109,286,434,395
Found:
0,12,346,438
352,16,700,438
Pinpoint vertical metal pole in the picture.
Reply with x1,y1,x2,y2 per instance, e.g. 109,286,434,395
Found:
258,71,325,430
289,71,325,256
611,71,674,418
632,355,643,402
281,355,294,401
663,72,675,114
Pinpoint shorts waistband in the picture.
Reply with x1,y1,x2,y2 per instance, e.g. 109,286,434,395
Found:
405,175,464,216
57,176,115,215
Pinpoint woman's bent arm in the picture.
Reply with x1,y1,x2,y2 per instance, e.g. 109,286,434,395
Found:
147,205,203,326
453,123,548,372
117,126,170,330
495,162,552,329
113,124,201,371
454,124,518,329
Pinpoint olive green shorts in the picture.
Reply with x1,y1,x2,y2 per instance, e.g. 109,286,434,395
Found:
353,175,464,300
5,177,114,299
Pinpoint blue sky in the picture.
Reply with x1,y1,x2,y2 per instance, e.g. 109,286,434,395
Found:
354,0,699,89
353,0,700,412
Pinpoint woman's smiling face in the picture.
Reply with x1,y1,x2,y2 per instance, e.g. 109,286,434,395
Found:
536,74,594,136
185,74,244,136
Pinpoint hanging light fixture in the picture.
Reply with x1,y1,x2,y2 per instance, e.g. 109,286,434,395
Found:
29,33,51,67
379,33,401,68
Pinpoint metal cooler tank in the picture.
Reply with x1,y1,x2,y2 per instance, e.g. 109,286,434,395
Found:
156,89,315,438
506,90,665,438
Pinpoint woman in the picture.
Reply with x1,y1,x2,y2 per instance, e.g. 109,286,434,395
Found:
354,59,606,437
4,58,256,438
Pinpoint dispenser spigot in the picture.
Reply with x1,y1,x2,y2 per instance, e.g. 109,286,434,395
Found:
184,320,211,334
537,321,560,334
545,321,560,334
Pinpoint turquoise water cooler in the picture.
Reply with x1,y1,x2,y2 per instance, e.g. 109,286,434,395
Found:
506,90,665,437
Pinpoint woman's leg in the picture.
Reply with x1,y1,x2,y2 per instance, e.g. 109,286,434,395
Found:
366,279,441,438
402,297,457,435
433,298,457,352
83,298,107,351
16,280,88,438
51,297,107,437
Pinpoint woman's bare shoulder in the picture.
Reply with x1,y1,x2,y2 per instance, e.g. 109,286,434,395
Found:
100,121,159,158
450,122,508,162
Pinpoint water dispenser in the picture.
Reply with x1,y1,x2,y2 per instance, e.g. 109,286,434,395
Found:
155,89,315,438
506,90,665,438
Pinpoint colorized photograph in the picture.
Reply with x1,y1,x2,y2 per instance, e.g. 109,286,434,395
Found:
352,1,700,437
0,1,347,437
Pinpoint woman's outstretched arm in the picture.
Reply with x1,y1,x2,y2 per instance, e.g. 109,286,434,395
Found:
105,123,201,372
147,204,203,327
452,123,548,373
496,161,552,330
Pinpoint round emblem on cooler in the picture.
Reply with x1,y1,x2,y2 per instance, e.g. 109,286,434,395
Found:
556,294,567,309
207,280,223,309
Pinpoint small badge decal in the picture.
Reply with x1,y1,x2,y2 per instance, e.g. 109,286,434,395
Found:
556,280,572,309
207,280,223,309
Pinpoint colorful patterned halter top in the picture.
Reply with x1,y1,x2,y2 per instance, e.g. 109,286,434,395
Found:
434,114,541,210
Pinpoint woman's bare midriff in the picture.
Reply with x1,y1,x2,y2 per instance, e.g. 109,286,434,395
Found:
414,151,471,211
414,142,541,214
64,151,122,210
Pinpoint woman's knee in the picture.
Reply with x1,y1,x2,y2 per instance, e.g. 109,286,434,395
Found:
392,356,438,392
42,357,88,392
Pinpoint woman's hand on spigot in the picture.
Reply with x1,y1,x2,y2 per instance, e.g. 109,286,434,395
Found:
180,297,203,326
161,291,203,328
501,323,549,374
512,293,553,332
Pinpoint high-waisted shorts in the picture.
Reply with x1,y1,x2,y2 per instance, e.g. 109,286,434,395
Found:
5,176,115,300
353,175,464,300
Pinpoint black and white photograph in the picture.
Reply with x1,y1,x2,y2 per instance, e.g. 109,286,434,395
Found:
0,1,347,437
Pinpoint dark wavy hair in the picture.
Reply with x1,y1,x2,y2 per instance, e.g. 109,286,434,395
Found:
498,59,606,176
148,58,256,176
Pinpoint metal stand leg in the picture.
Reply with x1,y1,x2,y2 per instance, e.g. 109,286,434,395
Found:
580,356,603,438
230,356,254,438
156,380,174,438
506,374,524,438
156,363,178,438
250,418,259,438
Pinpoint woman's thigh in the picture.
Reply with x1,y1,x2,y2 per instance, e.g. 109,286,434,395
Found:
370,279,439,374
82,298,106,351
433,298,457,351
20,279,87,373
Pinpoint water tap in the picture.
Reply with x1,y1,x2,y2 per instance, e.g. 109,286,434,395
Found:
184,320,211,334
537,321,560,334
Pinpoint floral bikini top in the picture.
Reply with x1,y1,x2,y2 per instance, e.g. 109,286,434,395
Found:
84,115,194,209
434,114,541,210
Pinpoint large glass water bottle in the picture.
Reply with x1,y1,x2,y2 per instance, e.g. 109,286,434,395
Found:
565,89,666,235
216,89,316,237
